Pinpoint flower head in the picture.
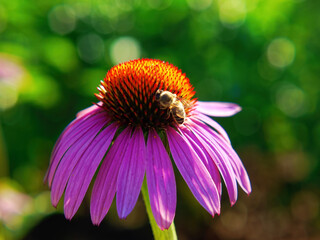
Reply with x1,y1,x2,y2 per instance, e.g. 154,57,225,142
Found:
45,59,251,230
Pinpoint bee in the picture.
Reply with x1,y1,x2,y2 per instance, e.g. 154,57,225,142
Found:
155,89,186,125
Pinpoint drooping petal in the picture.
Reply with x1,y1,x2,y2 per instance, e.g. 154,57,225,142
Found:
218,143,251,195
51,105,104,163
166,127,220,215
50,117,108,207
193,112,231,144
196,101,241,117
116,127,146,219
46,109,108,187
90,127,132,225
180,126,222,196
64,122,118,219
193,119,251,194
188,121,238,205
146,128,176,230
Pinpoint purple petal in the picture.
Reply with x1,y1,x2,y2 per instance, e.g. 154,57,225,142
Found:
116,127,146,219
166,127,220,215
51,105,104,162
50,117,107,207
76,102,102,118
90,127,132,225
180,127,222,196
193,112,231,144
186,121,238,205
196,101,242,117
146,128,176,230
193,120,251,194
64,122,118,219
46,109,108,187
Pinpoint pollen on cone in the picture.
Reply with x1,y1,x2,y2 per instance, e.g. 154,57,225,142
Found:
95,59,196,128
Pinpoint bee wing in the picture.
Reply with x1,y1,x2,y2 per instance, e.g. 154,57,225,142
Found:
180,98,191,109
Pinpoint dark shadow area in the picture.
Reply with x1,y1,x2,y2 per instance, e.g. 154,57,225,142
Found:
23,214,153,240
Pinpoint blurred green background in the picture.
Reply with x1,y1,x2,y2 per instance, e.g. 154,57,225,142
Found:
0,0,319,239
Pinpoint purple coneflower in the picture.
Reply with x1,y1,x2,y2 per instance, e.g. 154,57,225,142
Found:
45,59,251,230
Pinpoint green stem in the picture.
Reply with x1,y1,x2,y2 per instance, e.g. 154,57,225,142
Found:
141,178,177,240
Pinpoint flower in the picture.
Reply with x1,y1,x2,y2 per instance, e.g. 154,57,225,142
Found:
45,59,251,230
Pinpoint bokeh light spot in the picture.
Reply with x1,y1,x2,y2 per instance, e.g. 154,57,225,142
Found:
0,179,33,230
48,5,76,35
115,0,135,11
0,55,24,86
0,83,18,110
110,36,141,64
187,0,212,11
0,54,27,110
43,37,78,72
72,2,91,19
218,0,247,28
21,74,60,108
275,83,306,117
77,33,105,64
33,192,53,214
267,38,295,68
